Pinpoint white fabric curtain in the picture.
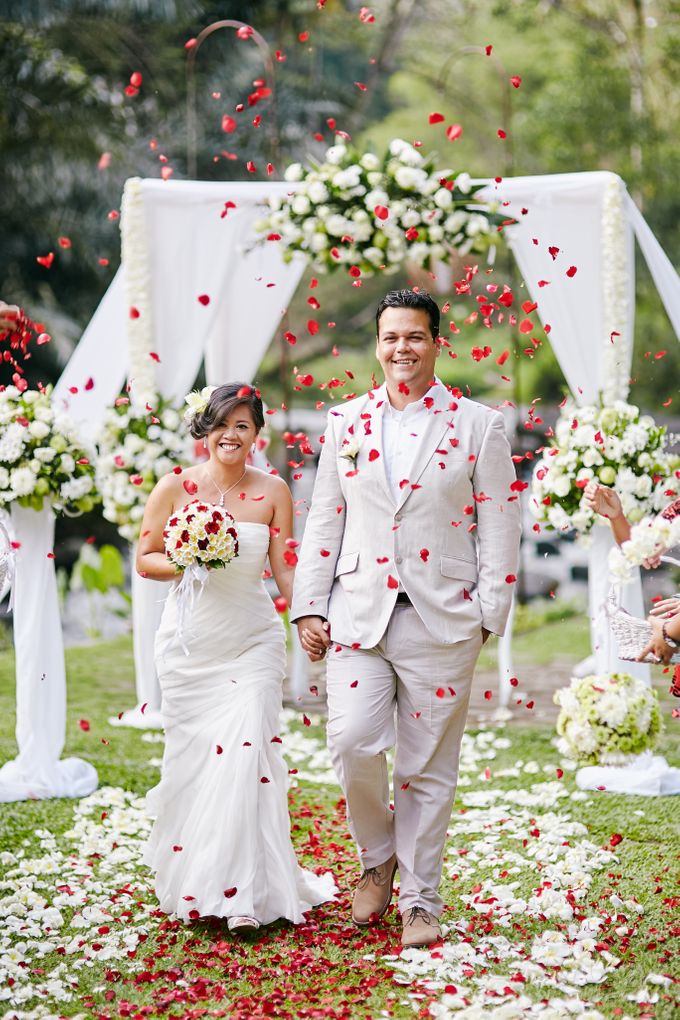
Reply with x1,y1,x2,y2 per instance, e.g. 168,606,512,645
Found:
0,505,97,800
626,194,680,340
482,172,650,683
52,269,129,441
117,179,307,723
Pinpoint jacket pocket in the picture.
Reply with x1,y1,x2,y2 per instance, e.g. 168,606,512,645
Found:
440,554,478,584
335,551,359,577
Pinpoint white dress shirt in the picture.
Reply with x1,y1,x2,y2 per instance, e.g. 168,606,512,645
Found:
382,394,433,503
382,391,435,588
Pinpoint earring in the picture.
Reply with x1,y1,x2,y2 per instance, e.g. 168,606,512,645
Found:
203,438,207,448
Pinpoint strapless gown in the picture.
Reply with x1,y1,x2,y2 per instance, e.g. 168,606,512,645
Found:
144,521,336,923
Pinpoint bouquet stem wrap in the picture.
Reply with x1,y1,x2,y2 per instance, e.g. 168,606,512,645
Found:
169,562,210,656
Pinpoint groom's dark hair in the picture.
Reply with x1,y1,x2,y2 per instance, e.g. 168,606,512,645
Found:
190,382,265,438
375,289,440,339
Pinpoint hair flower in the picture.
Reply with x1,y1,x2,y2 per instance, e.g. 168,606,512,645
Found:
183,386,217,424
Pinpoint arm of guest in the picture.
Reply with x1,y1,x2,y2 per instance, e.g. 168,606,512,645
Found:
289,413,347,625
473,411,522,637
136,475,181,581
639,610,680,664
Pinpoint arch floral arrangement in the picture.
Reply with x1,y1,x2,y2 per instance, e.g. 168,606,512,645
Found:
530,398,679,536
255,137,509,276
554,672,661,766
0,385,98,514
96,396,193,542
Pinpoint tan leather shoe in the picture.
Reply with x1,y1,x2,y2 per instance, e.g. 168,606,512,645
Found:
401,905,442,947
351,852,398,926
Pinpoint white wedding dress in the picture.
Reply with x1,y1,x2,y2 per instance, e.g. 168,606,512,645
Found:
144,521,336,923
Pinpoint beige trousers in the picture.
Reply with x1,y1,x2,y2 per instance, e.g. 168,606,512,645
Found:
325,603,482,917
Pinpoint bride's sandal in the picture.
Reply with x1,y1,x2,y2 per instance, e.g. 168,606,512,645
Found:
227,915,260,935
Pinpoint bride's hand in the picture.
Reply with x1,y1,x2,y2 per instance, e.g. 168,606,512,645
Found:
297,616,331,661
583,479,623,519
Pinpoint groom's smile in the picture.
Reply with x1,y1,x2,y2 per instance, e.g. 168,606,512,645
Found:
375,306,440,405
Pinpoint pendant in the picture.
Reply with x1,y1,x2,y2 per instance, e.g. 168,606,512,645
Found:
219,495,225,507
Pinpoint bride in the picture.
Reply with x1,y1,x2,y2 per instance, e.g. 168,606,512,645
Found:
136,382,336,934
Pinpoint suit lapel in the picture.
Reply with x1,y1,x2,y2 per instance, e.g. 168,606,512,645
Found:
394,381,457,513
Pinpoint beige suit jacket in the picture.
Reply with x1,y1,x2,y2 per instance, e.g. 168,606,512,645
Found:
290,380,522,649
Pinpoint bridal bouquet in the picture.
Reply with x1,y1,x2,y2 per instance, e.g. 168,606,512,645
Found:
163,501,239,652
96,396,193,541
554,672,662,766
0,385,98,514
163,501,239,572
254,136,506,276
608,513,680,583
530,399,678,535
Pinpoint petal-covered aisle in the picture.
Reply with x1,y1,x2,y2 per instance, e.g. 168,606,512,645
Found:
1,712,678,1019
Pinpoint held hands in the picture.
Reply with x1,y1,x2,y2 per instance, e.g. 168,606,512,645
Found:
583,479,623,520
297,615,331,662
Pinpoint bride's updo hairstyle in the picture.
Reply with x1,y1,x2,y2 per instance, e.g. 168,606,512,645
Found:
189,383,265,440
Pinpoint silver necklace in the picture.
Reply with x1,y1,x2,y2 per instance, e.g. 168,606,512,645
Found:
205,467,247,507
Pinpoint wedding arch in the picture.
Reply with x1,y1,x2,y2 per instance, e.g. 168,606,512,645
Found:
1,168,679,802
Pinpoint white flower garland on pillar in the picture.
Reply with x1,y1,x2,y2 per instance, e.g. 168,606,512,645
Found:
121,177,157,409
600,175,631,404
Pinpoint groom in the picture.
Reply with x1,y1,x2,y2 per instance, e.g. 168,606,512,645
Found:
291,289,521,947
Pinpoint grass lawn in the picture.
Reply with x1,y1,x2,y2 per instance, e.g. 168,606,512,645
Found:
0,636,678,1019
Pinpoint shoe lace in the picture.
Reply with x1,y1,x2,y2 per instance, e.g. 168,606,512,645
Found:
404,905,432,926
360,864,384,886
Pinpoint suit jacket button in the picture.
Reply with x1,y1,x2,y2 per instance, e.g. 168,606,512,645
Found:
395,513,402,522
395,555,403,564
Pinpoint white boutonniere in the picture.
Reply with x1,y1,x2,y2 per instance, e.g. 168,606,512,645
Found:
339,434,362,462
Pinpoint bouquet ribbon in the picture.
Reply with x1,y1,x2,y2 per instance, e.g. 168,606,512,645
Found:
169,562,210,655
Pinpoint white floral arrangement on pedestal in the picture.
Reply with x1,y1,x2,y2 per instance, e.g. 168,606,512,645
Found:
96,396,194,541
0,385,98,514
554,673,662,766
255,136,508,276
530,398,679,535
608,514,680,583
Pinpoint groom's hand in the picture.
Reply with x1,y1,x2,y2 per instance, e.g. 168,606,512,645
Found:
297,616,331,661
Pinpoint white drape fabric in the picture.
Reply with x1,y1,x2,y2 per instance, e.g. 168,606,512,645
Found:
484,172,650,687
0,505,97,801
134,180,306,392
625,194,680,340
120,180,306,723
481,172,635,403
52,269,128,442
